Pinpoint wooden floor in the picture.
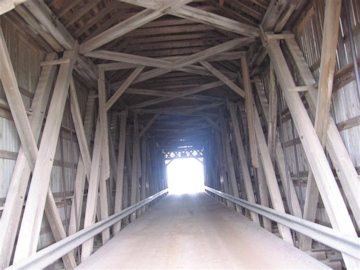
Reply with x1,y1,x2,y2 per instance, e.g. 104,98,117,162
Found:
77,192,329,269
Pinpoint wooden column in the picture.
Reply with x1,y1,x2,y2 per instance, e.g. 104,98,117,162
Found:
140,135,147,213
0,53,58,268
68,91,96,236
0,27,38,169
266,37,358,269
220,110,239,211
256,163,272,232
267,66,277,163
228,103,260,224
241,56,258,168
113,111,128,234
98,70,110,243
81,118,103,261
130,114,140,221
13,48,76,262
238,105,272,231
252,98,293,244
284,36,360,247
69,78,92,179
254,80,302,219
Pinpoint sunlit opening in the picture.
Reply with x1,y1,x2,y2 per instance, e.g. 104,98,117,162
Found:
166,158,204,194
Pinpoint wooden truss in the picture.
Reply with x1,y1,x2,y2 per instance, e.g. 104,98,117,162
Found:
0,0,359,269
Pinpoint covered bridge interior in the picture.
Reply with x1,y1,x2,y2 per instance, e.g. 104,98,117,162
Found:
0,0,359,269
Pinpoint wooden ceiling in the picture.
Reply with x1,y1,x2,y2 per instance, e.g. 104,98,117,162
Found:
8,0,307,148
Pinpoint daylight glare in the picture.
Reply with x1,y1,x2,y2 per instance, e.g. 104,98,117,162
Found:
166,158,204,194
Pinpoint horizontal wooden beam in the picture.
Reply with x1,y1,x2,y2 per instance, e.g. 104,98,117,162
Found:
129,81,224,109
201,61,245,98
80,0,192,54
120,0,259,37
106,66,145,111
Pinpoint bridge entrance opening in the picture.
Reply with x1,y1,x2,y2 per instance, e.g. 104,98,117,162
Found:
166,158,204,194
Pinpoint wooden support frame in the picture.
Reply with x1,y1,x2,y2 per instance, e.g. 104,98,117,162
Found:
267,65,277,163
201,61,245,98
106,66,145,111
284,37,360,248
68,91,96,236
241,56,258,168
0,26,38,169
81,118,103,261
300,0,342,251
113,111,128,234
0,52,58,269
139,114,159,138
13,48,76,263
130,114,140,222
253,80,303,220
129,81,224,110
79,0,192,54
118,0,259,38
253,99,294,244
265,36,359,269
228,103,260,224
69,77,92,178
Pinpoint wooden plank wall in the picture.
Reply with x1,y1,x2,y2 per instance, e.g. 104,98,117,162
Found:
0,16,90,251
258,0,360,230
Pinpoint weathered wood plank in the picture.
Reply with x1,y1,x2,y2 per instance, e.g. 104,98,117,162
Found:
119,0,259,37
81,118,103,261
253,99,294,244
106,66,145,111
0,53,58,269
266,37,359,269
284,36,360,249
113,111,128,234
139,114,159,138
253,80,303,220
68,91,96,236
241,56,258,168
80,0,192,54
13,48,76,262
130,114,140,222
0,26,38,169
69,77,92,179
228,102,260,224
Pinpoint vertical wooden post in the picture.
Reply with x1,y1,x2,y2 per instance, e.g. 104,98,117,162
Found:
220,110,240,211
44,192,77,269
256,163,272,231
0,27,38,169
241,56,259,168
99,158,110,244
13,48,76,262
141,135,147,213
266,37,358,269
0,53,58,268
81,118,103,261
130,114,140,222
238,105,272,231
253,80,302,219
253,102,294,244
228,103,260,224
284,36,360,247
68,91,96,236
69,78,92,178
98,70,110,243
267,66,277,163
113,111,128,234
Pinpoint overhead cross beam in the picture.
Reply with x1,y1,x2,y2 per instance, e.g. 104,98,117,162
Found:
79,0,193,54
118,0,259,38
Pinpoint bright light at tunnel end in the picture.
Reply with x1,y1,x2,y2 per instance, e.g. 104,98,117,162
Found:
166,158,205,194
